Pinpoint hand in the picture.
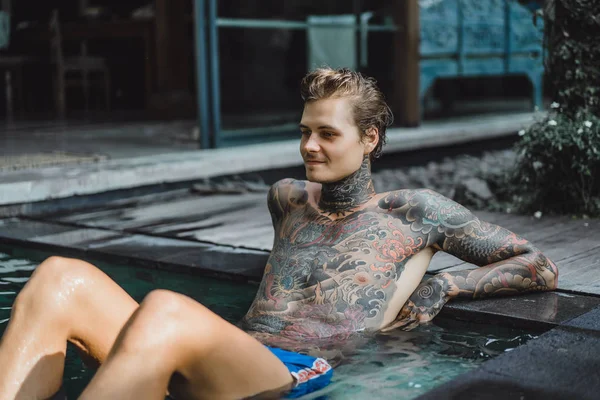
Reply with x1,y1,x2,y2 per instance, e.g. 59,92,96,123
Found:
381,274,453,332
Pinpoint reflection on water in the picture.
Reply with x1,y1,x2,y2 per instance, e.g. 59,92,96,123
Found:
0,250,537,400
306,321,536,399
0,254,37,324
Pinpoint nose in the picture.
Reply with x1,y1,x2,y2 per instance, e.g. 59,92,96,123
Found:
303,133,320,153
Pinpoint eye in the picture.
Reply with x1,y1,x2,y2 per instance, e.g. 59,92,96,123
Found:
300,130,310,136
321,131,335,139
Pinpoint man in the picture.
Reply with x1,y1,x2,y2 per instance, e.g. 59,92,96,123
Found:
0,68,558,399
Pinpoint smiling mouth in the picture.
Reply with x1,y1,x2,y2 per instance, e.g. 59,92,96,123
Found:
305,160,325,165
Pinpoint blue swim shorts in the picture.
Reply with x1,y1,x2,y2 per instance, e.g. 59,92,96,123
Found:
267,346,334,398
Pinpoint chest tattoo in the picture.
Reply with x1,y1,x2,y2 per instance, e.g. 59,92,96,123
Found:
243,191,430,339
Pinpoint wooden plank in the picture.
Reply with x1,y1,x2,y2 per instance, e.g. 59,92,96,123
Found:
433,261,476,273
538,236,599,263
470,211,573,240
143,213,268,237
546,243,600,294
54,207,132,227
474,211,527,226
44,193,600,294
560,260,600,280
141,200,270,237
556,247,600,276
516,222,583,244
125,194,265,229
557,253,600,295
181,210,271,235
53,193,267,231
475,213,595,253
498,216,572,237
190,224,275,251
559,245,600,270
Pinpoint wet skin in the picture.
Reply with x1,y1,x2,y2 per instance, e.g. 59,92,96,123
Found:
240,158,559,350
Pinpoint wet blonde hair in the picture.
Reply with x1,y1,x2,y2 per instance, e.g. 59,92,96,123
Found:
300,67,394,160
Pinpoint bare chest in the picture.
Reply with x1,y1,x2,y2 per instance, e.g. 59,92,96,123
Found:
244,208,434,336
267,210,428,297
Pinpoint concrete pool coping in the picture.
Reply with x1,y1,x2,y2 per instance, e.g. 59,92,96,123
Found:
0,112,536,207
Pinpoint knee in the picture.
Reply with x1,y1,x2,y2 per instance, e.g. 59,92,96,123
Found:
15,256,92,311
35,255,76,275
122,290,220,351
31,256,89,291
140,289,188,313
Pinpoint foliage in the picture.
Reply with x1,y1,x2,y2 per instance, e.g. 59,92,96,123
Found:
543,0,600,118
502,0,600,216
502,110,600,216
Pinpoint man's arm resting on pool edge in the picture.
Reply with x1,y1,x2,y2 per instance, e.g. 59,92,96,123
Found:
384,200,558,331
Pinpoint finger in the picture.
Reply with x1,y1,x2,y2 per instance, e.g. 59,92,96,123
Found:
402,319,421,332
381,317,414,332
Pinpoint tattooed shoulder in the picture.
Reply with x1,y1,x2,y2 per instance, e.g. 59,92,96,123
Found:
268,179,310,222
379,189,537,265
378,188,481,243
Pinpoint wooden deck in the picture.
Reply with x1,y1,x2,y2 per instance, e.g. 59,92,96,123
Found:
35,189,600,296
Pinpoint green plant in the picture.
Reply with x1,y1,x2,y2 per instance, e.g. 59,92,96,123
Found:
543,0,600,118
503,0,600,216
506,110,600,216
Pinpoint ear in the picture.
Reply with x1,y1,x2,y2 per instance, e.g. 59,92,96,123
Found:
363,127,379,155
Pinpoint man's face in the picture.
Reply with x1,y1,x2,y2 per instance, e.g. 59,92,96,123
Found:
299,98,369,183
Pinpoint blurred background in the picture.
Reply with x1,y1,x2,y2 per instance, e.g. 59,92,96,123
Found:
0,0,544,153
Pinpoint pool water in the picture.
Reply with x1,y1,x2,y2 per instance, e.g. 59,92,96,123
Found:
0,248,538,399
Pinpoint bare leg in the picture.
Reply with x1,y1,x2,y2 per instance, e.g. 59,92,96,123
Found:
0,256,139,400
79,290,294,400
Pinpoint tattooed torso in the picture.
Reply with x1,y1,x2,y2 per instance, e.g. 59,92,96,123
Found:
237,159,559,351
241,179,449,345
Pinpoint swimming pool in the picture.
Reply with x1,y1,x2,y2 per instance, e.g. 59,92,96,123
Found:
0,247,537,399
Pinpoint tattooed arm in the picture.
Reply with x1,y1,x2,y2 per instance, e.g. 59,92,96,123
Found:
433,200,559,300
383,189,558,331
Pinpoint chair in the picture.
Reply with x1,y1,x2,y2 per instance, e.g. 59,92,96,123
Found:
49,9,110,117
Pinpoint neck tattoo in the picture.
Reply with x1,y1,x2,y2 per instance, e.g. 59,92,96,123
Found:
319,156,376,216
